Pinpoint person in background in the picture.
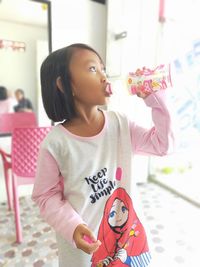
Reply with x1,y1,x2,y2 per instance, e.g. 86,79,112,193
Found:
14,88,33,112
0,86,16,113
32,43,174,267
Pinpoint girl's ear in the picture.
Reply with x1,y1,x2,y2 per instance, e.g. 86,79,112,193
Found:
56,76,64,93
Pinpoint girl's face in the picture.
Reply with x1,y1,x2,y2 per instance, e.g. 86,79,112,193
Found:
108,199,128,227
69,49,109,108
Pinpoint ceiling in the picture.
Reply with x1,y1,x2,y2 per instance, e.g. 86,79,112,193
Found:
0,0,48,27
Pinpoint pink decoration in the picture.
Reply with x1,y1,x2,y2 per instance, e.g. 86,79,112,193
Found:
115,167,122,181
0,39,26,52
159,0,165,23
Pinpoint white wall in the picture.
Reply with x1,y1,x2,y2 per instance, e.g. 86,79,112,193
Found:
51,0,107,62
106,0,159,77
0,20,48,113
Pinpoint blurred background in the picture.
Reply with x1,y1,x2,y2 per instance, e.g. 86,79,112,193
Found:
0,0,200,266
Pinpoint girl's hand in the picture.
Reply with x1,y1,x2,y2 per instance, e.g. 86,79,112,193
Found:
114,248,127,263
136,91,151,99
135,82,151,99
73,224,101,254
97,256,113,266
136,87,151,99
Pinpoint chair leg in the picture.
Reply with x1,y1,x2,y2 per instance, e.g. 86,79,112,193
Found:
12,175,22,243
4,168,12,210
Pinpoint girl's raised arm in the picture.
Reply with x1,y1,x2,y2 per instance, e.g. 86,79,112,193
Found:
130,90,174,156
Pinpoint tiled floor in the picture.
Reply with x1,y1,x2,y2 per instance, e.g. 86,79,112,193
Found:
0,182,199,267
149,152,200,207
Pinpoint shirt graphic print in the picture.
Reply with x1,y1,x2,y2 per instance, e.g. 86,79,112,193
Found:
91,187,151,267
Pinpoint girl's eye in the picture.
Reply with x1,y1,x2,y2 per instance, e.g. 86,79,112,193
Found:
109,210,116,218
122,206,127,213
89,66,97,72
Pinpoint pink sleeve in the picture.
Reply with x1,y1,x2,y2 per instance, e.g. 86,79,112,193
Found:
130,90,174,156
32,148,85,246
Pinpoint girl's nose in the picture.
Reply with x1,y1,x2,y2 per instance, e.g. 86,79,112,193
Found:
101,72,107,83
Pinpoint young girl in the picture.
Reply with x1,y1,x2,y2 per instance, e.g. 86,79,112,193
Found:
32,43,174,267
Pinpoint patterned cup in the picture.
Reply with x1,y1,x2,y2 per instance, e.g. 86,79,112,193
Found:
127,64,172,95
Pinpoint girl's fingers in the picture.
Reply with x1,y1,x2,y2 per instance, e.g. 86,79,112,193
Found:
73,224,101,254
80,239,101,254
82,227,97,243
81,227,101,253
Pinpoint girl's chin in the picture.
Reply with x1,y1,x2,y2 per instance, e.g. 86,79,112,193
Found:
98,98,108,106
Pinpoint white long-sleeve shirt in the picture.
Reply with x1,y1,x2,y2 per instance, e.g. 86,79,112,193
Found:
32,90,174,267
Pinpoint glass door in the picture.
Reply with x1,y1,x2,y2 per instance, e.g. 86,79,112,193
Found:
149,0,200,207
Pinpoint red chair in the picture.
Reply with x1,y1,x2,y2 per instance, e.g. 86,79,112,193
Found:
0,112,37,135
12,126,51,243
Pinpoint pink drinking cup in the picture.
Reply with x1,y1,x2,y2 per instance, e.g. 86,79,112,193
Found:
127,64,172,95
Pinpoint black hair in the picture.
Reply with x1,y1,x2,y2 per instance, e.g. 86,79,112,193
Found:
40,43,103,122
0,86,8,100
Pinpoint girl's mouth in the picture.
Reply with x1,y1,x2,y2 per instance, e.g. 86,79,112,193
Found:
105,83,113,96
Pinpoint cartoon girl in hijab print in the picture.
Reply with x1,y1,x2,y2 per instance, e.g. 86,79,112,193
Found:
91,188,151,267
